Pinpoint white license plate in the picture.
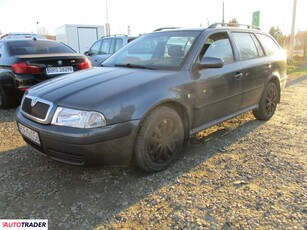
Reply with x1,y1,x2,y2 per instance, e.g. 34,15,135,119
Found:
18,123,41,146
46,66,73,75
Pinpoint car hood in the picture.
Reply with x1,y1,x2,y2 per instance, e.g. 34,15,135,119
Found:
27,67,178,110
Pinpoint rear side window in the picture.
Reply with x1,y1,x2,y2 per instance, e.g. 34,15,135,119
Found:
8,40,75,55
100,39,114,54
257,34,280,55
251,34,265,56
232,32,259,61
114,38,123,52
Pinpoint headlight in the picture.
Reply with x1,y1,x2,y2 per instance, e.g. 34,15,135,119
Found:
51,107,106,128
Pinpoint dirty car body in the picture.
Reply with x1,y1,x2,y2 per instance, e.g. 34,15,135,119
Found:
16,25,287,172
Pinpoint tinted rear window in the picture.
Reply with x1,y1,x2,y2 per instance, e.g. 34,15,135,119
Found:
8,40,75,56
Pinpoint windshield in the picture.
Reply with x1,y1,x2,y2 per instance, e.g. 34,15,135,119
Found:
8,40,76,55
103,31,201,70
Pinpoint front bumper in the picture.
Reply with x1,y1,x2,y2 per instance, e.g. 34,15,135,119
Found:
16,107,140,166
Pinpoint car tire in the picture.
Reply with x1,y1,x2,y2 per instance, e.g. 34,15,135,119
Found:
0,86,10,109
134,106,184,172
253,82,279,120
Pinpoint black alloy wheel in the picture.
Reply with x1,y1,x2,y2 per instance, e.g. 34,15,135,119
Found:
265,85,278,116
134,106,184,172
253,82,279,120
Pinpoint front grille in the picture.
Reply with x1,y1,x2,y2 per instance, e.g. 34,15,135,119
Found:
21,96,53,123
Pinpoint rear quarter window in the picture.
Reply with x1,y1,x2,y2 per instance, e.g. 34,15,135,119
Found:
257,34,281,56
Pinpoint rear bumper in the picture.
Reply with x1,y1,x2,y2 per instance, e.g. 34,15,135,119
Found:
16,107,140,166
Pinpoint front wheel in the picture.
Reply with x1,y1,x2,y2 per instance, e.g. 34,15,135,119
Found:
134,106,184,172
253,82,279,120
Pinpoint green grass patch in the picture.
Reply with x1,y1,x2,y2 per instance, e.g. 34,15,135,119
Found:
287,64,307,80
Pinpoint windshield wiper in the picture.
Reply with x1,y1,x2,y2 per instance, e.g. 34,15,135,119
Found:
115,63,155,70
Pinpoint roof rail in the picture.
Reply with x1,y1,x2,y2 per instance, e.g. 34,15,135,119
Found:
100,34,129,38
208,23,260,30
0,32,47,40
153,27,181,32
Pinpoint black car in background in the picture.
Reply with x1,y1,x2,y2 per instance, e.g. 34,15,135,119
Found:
0,38,92,108
16,24,287,172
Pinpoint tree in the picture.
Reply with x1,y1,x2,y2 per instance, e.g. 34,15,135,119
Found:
269,26,282,39
227,18,239,27
38,27,48,35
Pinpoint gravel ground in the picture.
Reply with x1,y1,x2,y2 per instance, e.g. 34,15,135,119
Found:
0,77,306,229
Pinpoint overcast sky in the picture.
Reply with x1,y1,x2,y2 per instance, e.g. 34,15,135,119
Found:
0,0,306,36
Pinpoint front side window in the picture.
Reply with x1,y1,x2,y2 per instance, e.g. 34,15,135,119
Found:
233,32,259,61
89,40,102,55
201,32,234,65
257,34,281,56
103,31,201,70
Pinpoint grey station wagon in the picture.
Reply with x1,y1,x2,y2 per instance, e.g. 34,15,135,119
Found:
16,24,287,172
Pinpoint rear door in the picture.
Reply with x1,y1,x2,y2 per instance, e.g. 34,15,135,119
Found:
231,32,270,109
193,32,244,127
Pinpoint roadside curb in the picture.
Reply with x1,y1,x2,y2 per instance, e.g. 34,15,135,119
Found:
286,75,307,87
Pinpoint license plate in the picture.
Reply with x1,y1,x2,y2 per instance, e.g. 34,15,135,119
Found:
46,66,74,75
18,123,41,146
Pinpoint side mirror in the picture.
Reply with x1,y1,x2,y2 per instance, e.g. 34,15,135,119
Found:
84,51,90,56
199,57,224,69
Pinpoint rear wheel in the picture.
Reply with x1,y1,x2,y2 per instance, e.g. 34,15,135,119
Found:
134,106,184,172
253,82,279,120
0,86,10,109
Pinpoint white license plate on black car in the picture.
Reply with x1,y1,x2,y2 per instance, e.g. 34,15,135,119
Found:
46,66,73,75
18,123,41,146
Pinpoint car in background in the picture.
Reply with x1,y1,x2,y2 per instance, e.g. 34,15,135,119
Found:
0,38,92,109
0,32,46,40
84,35,137,66
16,24,287,172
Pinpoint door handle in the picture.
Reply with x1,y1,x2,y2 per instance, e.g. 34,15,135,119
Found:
234,72,243,80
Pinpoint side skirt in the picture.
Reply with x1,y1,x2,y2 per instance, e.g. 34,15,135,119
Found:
190,104,258,136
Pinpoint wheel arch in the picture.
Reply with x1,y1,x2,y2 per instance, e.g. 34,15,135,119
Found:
130,100,191,165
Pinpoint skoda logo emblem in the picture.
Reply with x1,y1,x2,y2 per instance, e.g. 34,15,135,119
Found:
31,98,38,107
57,60,63,66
